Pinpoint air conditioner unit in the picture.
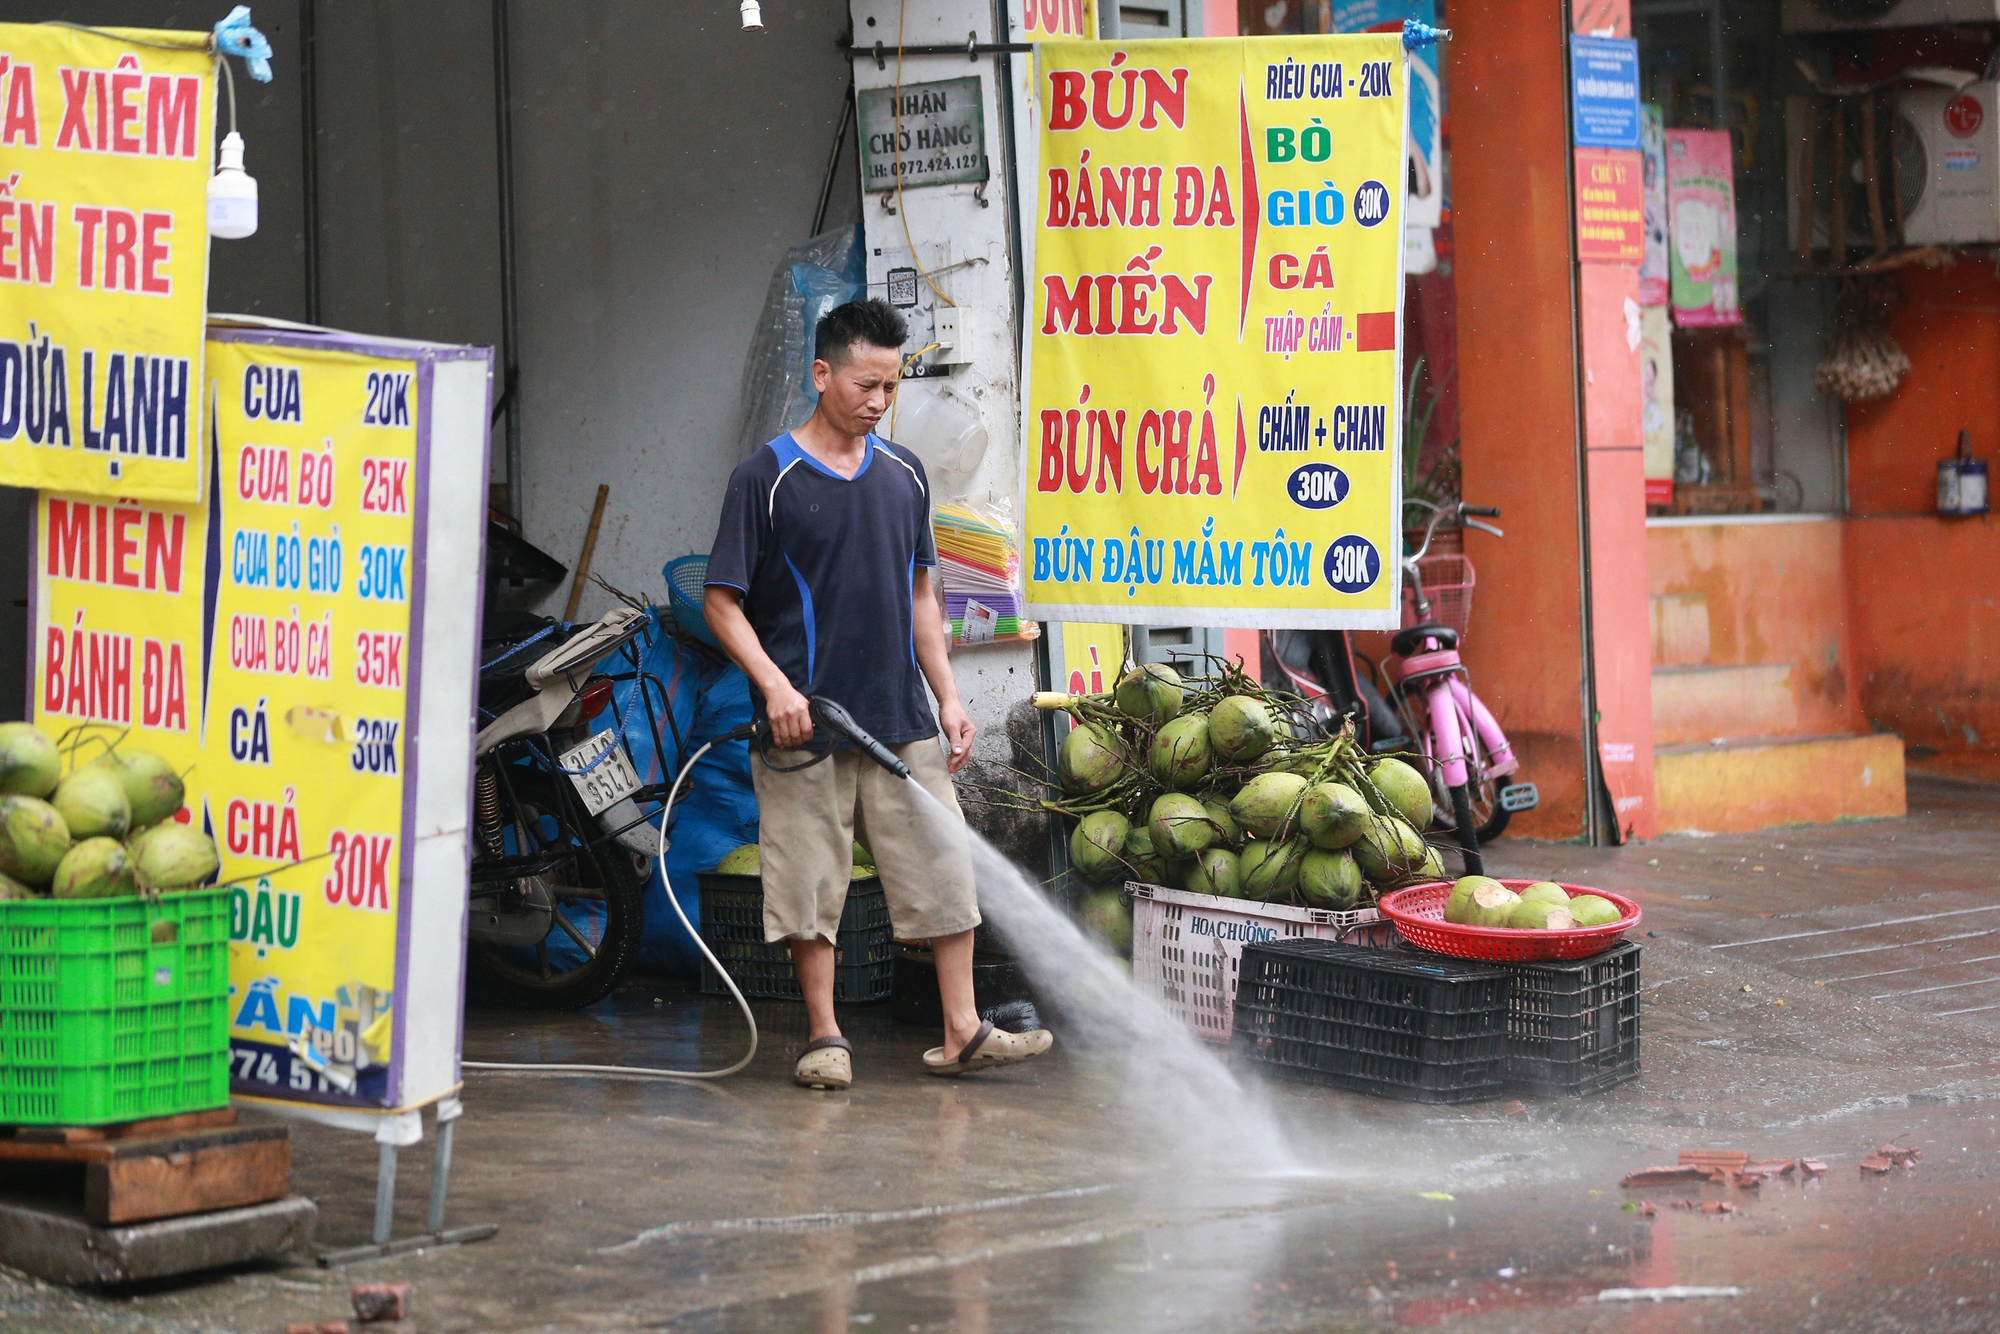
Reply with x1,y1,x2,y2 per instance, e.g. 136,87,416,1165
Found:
1896,82,2000,245
1782,0,2000,32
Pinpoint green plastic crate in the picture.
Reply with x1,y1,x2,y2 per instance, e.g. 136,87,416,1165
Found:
696,872,896,1003
0,888,231,1125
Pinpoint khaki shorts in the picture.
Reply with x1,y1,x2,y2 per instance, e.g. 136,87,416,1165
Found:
750,737,981,945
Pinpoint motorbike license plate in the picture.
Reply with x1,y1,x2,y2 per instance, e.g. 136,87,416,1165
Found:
558,731,642,816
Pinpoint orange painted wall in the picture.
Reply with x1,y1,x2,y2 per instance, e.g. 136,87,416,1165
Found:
1844,264,2000,781
1451,0,1590,839
1647,518,1864,739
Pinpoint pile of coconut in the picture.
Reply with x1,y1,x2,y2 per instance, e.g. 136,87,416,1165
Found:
995,662,1458,948
1442,876,1622,930
0,723,220,900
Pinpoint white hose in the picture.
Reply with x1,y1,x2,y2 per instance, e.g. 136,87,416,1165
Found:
462,737,760,1080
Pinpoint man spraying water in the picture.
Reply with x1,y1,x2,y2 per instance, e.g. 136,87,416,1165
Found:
703,299,1053,1091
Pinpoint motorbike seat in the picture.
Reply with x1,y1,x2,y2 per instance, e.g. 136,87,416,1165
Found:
1392,621,1458,658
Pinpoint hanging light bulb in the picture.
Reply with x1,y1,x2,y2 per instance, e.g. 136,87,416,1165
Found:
208,130,258,239
740,0,764,31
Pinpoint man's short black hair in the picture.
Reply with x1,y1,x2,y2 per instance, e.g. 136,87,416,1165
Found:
815,298,908,368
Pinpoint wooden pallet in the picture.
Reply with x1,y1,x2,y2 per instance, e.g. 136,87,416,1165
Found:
0,1109,290,1226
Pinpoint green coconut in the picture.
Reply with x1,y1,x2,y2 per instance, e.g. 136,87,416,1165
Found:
1185,846,1242,899
0,871,36,900
1298,848,1364,911
714,843,760,875
90,749,184,829
52,837,136,900
1367,757,1435,831
52,767,130,842
0,795,69,887
1300,782,1371,849
1200,800,1242,849
1149,792,1215,859
1418,845,1446,881
0,723,61,798
1114,663,1183,725
1241,837,1305,902
1461,881,1521,928
1517,881,1569,909
1057,723,1127,795
1567,894,1623,927
1352,815,1429,887
1508,899,1577,931
852,840,873,869
130,824,219,890
1079,889,1134,957
1123,825,1165,885
1445,875,1505,925
1070,810,1132,884
1149,714,1212,790
1229,771,1309,841
1208,695,1277,763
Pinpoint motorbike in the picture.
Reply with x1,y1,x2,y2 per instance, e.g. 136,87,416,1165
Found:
467,606,688,1009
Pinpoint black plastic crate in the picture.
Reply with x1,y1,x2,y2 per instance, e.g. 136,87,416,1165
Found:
1231,939,1512,1104
1496,942,1642,1097
696,873,896,1003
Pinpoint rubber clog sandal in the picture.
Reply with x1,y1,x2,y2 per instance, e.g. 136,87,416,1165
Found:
922,1020,1054,1077
795,1036,853,1090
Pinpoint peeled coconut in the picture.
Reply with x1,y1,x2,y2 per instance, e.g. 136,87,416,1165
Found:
53,767,130,842
1461,881,1521,928
1058,723,1126,795
1508,899,1577,930
1298,848,1364,911
0,795,69,886
130,824,219,890
1241,837,1305,902
1517,881,1569,908
1208,695,1276,763
1445,875,1505,925
1201,800,1242,849
1123,825,1165,885
0,723,61,798
90,750,184,829
52,837,136,900
714,843,760,874
1367,757,1434,831
1352,816,1429,887
1079,889,1134,957
1300,782,1371,849
1185,847,1242,899
1070,810,1132,884
1149,714,1212,790
1114,663,1183,725
1149,792,1215,859
1567,894,1623,927
1229,771,1308,841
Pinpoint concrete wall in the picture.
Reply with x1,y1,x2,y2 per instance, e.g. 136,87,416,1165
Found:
1846,264,2000,783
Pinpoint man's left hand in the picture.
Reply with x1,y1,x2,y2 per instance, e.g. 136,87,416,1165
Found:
939,701,976,775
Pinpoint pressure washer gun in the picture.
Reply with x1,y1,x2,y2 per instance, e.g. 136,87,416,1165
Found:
723,695,912,779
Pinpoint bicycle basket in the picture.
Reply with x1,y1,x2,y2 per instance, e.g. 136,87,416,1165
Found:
664,555,722,648
1415,554,1476,639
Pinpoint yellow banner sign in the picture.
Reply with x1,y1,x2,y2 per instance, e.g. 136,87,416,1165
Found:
0,23,213,501
1016,0,1098,40
1024,35,1406,629
35,337,422,1110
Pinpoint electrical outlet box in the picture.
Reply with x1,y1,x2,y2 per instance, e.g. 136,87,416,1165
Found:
932,307,971,364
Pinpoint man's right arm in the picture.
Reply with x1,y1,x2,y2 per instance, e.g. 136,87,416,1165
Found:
703,587,814,749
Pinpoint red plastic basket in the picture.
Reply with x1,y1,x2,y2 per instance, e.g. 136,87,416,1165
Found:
1377,881,1642,963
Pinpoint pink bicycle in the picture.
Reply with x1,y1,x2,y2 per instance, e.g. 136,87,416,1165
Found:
1385,500,1538,875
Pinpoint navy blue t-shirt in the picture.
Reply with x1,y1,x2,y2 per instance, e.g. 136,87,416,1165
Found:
705,432,939,746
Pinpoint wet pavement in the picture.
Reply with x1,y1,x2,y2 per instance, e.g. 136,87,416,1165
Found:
5,776,1999,1333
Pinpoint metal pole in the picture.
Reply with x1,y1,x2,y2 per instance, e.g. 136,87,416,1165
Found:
299,0,321,324
426,1118,457,1234
492,0,523,525
372,1143,398,1246
811,82,855,237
